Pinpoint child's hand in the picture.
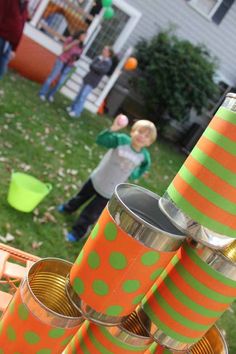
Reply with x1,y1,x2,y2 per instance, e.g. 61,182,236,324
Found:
110,114,129,131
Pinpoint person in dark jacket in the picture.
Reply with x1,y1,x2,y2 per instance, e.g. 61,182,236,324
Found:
67,46,113,118
0,0,28,79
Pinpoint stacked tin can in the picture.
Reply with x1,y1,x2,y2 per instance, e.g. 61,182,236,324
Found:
64,183,187,353
1,94,235,353
63,311,153,354
144,325,228,353
63,94,236,353
134,93,236,352
0,258,84,353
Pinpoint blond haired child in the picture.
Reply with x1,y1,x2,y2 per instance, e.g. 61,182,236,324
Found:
58,115,157,242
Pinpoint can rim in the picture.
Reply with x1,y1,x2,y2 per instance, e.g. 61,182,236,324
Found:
136,306,193,351
79,298,123,326
24,257,84,322
112,183,186,240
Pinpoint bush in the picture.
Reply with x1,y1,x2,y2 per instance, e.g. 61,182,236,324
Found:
134,30,219,127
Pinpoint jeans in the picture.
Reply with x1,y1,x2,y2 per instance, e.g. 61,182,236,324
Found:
70,83,93,117
39,59,72,98
0,38,12,79
64,179,109,239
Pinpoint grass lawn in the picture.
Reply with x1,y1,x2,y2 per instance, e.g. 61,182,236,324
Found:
0,71,235,352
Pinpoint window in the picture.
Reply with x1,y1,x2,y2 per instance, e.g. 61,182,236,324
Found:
86,5,130,59
188,0,235,24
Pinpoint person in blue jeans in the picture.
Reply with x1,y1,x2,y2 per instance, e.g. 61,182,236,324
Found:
0,39,12,79
39,30,86,102
0,1,28,79
67,46,113,118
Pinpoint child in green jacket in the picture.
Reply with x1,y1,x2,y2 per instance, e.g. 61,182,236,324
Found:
58,115,157,242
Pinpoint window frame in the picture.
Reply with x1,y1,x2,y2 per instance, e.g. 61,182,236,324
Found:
188,0,224,19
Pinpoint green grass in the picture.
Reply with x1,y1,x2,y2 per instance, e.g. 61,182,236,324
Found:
0,71,235,352
0,71,186,260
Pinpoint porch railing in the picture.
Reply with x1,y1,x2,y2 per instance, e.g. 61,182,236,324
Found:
28,0,92,41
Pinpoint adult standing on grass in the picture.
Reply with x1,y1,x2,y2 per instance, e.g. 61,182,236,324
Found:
58,114,157,242
0,0,28,79
67,45,113,118
39,30,86,102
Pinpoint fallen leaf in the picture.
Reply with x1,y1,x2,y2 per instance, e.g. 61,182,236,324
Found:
32,241,43,249
5,223,11,230
0,233,15,242
47,206,55,212
19,163,31,171
44,212,57,223
33,208,39,216
4,113,15,118
45,146,54,152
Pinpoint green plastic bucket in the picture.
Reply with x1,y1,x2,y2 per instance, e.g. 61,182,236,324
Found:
7,172,52,212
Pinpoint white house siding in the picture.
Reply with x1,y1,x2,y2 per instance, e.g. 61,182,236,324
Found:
124,0,236,86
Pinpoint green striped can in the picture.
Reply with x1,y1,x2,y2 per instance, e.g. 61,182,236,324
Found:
161,93,236,243
144,342,172,353
137,240,236,351
63,318,152,354
143,325,228,353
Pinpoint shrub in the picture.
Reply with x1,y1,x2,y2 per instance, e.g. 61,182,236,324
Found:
134,30,219,127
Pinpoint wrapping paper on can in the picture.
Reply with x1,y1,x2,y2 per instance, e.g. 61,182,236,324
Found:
144,325,228,353
144,342,172,354
0,288,80,353
0,258,84,353
70,206,177,317
63,320,151,354
167,106,236,237
141,241,236,346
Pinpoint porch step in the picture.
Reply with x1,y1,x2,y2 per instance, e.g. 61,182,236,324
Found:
60,86,99,114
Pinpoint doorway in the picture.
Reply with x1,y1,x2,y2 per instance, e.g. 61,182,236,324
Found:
84,0,141,59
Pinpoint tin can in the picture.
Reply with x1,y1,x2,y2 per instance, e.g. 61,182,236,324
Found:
137,238,236,351
144,325,228,353
68,183,186,325
159,93,236,248
0,258,84,353
64,312,152,354
190,325,228,354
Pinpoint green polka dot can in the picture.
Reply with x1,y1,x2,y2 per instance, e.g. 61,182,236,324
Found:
69,184,185,324
0,259,84,353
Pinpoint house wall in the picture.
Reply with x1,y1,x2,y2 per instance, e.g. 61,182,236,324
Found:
125,0,236,86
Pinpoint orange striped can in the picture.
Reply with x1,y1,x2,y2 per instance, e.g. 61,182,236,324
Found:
63,314,152,354
144,325,228,353
160,93,236,247
137,239,236,351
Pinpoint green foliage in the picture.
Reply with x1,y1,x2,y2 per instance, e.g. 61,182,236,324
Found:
134,30,219,125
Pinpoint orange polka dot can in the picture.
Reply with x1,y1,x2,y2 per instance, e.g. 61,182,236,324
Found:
0,259,84,353
68,184,186,325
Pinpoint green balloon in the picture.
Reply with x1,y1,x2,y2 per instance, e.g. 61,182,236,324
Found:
102,0,112,7
103,7,114,20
